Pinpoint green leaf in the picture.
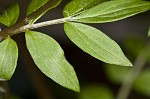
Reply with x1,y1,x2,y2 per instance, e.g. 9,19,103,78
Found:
0,37,18,80
64,22,132,66
105,64,131,83
133,69,150,97
0,3,19,27
72,0,150,23
25,31,79,92
63,0,107,17
26,0,49,16
26,0,62,24
79,84,114,99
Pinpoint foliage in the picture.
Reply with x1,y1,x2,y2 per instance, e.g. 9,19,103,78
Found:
0,0,150,94
0,37,18,80
0,3,19,27
64,22,131,66
67,0,150,23
105,35,150,97
26,31,79,92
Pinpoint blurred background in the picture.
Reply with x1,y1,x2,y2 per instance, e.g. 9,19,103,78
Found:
0,0,150,99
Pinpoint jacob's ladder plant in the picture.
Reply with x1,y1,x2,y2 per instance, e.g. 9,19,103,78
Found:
0,0,150,93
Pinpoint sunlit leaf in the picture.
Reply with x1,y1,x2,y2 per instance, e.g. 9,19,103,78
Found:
133,69,150,97
63,0,107,17
64,22,132,66
72,0,150,23
0,37,18,80
26,0,62,24
79,84,114,99
105,64,132,83
0,3,19,27
25,31,80,92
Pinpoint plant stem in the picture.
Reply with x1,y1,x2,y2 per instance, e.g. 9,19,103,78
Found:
0,17,70,42
13,17,70,34
116,44,149,99
0,81,9,99
0,0,62,42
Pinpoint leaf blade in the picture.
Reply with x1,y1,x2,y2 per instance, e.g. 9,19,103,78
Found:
0,3,19,27
63,0,107,17
25,31,79,92
73,0,150,23
0,38,18,80
64,22,132,66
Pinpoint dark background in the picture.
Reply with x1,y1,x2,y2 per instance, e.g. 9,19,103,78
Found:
0,0,150,99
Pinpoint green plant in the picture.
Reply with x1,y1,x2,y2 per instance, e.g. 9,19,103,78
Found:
0,0,150,98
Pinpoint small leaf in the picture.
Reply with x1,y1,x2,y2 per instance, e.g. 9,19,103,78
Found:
25,31,79,92
0,37,18,80
79,84,114,99
64,22,132,66
133,69,150,97
26,0,62,24
0,3,19,27
72,0,150,23
63,0,107,17
105,64,132,83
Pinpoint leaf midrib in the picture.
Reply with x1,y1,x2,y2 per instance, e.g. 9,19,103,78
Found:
0,39,9,79
28,33,78,90
75,2,149,19
69,23,129,65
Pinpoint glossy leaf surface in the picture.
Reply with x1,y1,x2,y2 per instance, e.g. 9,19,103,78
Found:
0,38,18,80
63,0,107,17
26,31,79,92
26,0,62,24
64,22,132,66
0,3,19,27
73,0,150,23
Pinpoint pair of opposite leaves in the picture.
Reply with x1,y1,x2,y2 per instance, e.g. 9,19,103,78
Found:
0,0,150,92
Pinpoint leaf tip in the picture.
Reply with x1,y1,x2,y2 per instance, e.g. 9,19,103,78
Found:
127,62,133,67
121,59,133,67
69,79,80,92
74,85,80,93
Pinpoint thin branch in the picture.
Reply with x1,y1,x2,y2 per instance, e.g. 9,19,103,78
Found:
116,43,150,99
13,17,71,35
0,17,70,42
